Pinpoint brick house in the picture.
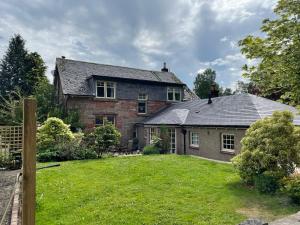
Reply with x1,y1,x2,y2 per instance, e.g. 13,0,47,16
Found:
54,57,300,161
53,57,197,147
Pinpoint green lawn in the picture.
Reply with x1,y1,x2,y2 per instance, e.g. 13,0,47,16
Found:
36,155,299,225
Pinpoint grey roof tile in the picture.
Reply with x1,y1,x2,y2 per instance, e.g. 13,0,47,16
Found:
143,94,300,126
56,58,184,95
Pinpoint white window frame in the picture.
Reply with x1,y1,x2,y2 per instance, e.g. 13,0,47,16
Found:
96,81,116,99
149,127,159,142
95,115,116,126
221,133,235,153
190,132,199,148
137,93,148,114
168,128,176,153
167,87,181,101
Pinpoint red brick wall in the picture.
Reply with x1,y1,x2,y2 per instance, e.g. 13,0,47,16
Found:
66,97,170,146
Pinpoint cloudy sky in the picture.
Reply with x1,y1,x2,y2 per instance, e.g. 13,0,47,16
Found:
0,0,276,90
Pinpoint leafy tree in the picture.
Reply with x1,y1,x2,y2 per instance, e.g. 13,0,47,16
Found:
34,77,55,122
232,111,300,185
193,68,220,98
234,81,260,95
0,34,47,97
221,88,233,96
92,122,121,157
0,90,23,125
239,0,300,105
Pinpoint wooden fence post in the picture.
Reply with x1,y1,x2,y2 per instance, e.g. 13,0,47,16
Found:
22,98,37,225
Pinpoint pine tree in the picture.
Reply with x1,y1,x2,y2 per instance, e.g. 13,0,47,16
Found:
0,34,28,97
0,34,47,97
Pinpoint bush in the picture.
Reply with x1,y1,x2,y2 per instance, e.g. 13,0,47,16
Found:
0,151,13,169
143,145,160,155
37,117,74,162
281,174,300,204
232,111,300,185
93,122,121,157
254,172,280,194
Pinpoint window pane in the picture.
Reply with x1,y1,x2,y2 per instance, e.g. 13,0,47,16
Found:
107,87,114,98
106,115,115,125
138,93,147,100
97,86,105,97
175,89,180,101
97,81,104,87
95,116,104,126
138,102,146,113
168,88,174,100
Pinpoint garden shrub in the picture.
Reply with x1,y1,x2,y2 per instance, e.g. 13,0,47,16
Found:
37,117,74,161
143,145,160,155
0,151,13,169
281,174,300,204
232,111,300,185
93,121,121,157
254,171,280,194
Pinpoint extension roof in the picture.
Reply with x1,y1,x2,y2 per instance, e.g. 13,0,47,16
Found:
55,58,184,96
143,94,300,127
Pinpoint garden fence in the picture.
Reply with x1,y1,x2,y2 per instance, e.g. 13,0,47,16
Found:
0,126,23,155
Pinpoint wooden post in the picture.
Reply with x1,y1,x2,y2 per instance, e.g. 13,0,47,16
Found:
22,98,37,225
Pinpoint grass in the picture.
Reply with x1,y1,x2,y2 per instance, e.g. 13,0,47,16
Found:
36,155,300,225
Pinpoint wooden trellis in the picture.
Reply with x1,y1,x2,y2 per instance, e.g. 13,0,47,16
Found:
0,126,23,154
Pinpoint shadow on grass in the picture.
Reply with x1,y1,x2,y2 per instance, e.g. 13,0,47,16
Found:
225,180,300,221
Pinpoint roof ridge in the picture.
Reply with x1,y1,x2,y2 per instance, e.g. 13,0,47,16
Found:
56,57,175,74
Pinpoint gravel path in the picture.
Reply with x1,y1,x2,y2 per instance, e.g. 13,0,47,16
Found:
0,170,19,225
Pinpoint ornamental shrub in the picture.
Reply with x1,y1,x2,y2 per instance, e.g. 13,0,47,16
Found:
37,117,74,161
93,122,121,157
281,174,300,204
254,171,281,194
143,145,160,155
232,111,300,185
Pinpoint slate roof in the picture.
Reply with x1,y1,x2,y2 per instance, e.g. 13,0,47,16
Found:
56,58,184,96
143,94,300,127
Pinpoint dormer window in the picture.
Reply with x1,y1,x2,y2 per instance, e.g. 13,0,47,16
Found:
96,81,116,98
167,87,181,101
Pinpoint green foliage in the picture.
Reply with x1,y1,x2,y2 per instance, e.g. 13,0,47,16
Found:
143,145,162,155
159,126,170,154
0,151,13,169
92,122,121,157
34,77,55,122
239,0,300,105
0,90,23,125
232,111,300,185
282,174,300,204
37,117,74,154
254,172,280,194
193,68,221,99
0,34,47,97
221,88,233,96
234,81,260,95
49,108,83,131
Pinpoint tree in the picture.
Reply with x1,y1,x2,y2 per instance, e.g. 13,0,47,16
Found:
232,111,300,185
0,90,23,125
93,122,121,157
234,81,260,95
221,88,233,96
0,34,47,97
193,68,220,98
34,76,55,122
239,0,300,105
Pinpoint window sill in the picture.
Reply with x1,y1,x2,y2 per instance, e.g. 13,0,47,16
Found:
137,113,148,117
93,97,117,102
220,149,235,155
190,145,199,149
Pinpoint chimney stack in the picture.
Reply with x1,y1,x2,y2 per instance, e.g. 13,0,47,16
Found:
61,56,66,59
161,62,169,72
208,83,219,104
